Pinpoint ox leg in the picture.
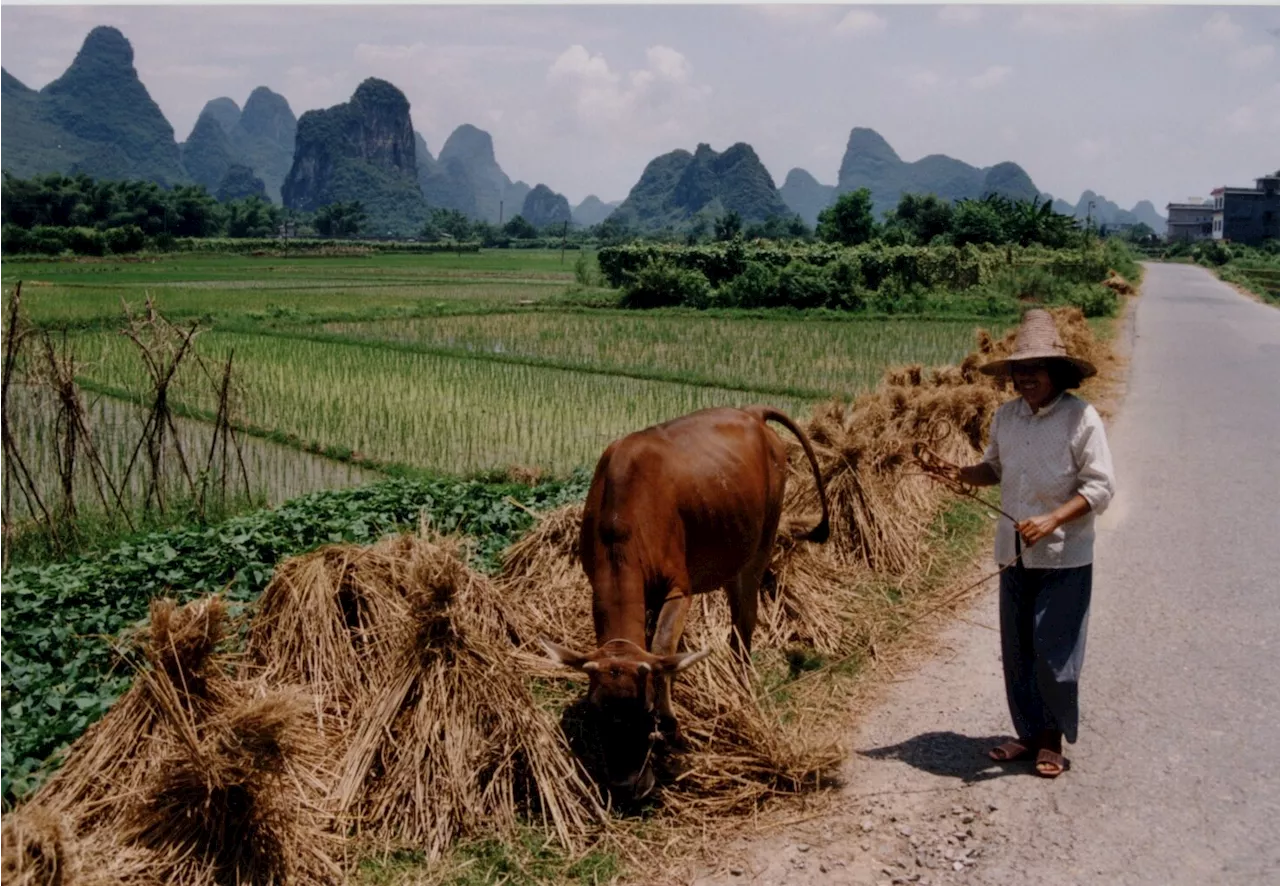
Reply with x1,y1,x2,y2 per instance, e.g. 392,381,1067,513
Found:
652,590,691,739
729,490,783,658
726,574,758,658
727,548,772,658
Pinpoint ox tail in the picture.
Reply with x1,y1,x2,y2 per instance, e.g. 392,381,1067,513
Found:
753,406,830,544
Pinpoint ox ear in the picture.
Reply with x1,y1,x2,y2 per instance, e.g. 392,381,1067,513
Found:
538,637,594,671
654,647,711,674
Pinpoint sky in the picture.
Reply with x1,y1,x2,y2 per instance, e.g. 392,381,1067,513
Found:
1,3,1277,212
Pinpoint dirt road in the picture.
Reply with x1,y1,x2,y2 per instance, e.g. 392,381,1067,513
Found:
690,264,1280,886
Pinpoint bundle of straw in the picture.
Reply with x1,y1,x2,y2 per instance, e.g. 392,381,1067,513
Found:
1,805,77,886
120,688,342,886
33,597,238,832
21,597,342,886
245,541,414,725
326,533,604,857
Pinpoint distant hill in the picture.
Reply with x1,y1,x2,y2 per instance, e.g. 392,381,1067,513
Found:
1131,201,1165,231
181,110,236,194
835,127,1039,216
417,124,528,223
610,142,792,231
183,88,297,203
778,168,836,227
1,69,97,178
1039,189,1167,229
282,78,427,236
1,27,186,184
520,184,572,229
571,195,620,227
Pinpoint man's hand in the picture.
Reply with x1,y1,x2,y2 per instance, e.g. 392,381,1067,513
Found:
1017,513,1060,547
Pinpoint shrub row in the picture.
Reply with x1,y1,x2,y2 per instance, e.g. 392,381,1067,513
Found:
2,223,148,256
599,240,1121,293
606,240,1134,317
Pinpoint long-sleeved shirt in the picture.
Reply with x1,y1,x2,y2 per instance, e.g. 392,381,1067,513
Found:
981,392,1116,569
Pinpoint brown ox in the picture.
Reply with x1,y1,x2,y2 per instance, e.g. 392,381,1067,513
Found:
541,405,829,798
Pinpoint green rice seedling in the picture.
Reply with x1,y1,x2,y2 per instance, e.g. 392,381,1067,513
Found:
73,331,816,475
322,312,1011,398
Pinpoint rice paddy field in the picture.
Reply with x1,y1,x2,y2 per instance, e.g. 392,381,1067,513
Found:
321,312,995,397
4,384,380,522
2,249,1013,534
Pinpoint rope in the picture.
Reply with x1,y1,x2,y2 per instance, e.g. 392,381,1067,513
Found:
761,554,1017,699
909,418,1020,524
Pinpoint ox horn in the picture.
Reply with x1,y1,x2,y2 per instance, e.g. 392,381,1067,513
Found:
658,647,712,674
537,637,593,671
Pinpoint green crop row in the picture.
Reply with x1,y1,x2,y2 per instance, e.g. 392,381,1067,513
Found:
321,311,1010,399
71,331,814,475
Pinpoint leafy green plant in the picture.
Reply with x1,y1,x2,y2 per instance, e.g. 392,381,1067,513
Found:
620,263,711,309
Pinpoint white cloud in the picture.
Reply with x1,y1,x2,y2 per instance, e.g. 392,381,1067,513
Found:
1230,44,1275,71
968,65,1012,90
1202,11,1243,44
646,45,692,83
937,6,982,26
546,43,710,138
548,44,616,83
836,9,888,37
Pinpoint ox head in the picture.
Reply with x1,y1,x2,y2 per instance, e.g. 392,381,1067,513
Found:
539,637,709,800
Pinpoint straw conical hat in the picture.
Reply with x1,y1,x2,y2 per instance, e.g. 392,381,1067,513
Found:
979,309,1097,378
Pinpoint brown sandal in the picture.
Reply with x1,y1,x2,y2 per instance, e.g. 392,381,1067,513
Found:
1035,747,1069,778
988,740,1033,762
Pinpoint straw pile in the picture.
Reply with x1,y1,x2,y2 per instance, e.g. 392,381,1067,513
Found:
8,597,342,886
33,597,239,831
307,533,604,856
245,539,414,726
1104,269,1135,296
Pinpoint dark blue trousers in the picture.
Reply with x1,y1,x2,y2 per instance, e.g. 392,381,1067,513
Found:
999,563,1092,744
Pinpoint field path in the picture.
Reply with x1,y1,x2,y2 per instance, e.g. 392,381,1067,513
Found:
689,263,1280,886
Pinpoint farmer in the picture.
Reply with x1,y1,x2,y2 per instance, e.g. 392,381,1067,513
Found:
947,309,1115,778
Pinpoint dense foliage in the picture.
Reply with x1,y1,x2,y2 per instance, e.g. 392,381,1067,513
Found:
598,238,1137,317
1,172,281,253
1,472,589,801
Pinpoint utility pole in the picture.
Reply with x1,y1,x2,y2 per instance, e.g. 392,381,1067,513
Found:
499,200,504,228
560,220,569,264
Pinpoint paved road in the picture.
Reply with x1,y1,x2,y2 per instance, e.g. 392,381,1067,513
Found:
691,264,1280,886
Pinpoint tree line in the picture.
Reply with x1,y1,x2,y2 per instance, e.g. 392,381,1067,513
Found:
3,170,1132,257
